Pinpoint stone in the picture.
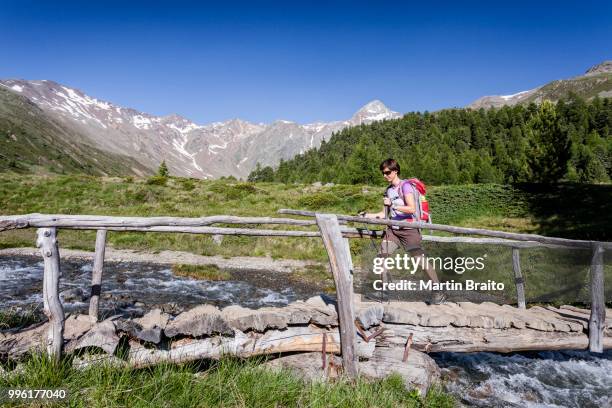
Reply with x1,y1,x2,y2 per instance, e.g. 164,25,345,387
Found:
64,314,95,340
60,287,87,302
70,320,119,355
165,305,232,337
264,348,440,396
359,347,440,396
356,303,384,329
222,305,288,332
134,308,171,330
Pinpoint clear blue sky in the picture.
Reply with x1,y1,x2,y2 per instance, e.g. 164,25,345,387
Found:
1,0,611,124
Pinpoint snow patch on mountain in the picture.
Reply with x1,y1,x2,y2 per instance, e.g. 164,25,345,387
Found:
132,115,152,130
500,90,531,101
0,78,402,179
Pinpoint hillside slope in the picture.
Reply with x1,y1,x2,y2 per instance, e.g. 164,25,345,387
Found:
0,80,400,178
469,60,612,109
0,87,151,175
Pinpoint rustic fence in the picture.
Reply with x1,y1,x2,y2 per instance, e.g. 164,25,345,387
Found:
0,211,610,376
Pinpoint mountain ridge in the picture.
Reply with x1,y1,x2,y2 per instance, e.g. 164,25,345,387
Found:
468,60,612,109
0,79,400,178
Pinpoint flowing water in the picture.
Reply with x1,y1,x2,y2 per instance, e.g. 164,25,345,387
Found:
1,255,610,407
0,255,320,317
433,350,612,407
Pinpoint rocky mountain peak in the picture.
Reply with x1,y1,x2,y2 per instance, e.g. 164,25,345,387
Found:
585,60,612,76
350,100,401,125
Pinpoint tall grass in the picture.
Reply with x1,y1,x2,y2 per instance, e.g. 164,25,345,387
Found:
0,353,455,407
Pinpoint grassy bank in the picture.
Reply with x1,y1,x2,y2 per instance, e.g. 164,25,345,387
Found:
1,174,610,304
2,174,609,263
0,354,455,407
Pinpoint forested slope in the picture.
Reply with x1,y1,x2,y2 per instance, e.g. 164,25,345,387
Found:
250,97,611,185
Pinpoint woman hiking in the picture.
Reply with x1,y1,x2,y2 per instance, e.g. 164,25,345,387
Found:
361,158,446,304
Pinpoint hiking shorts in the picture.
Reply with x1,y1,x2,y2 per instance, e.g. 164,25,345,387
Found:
380,227,424,256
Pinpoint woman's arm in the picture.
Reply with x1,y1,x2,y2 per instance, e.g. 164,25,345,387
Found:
364,207,386,219
393,190,416,214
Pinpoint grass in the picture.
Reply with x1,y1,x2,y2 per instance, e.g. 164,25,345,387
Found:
0,307,42,331
3,174,609,263
0,354,456,407
171,264,231,281
0,174,610,301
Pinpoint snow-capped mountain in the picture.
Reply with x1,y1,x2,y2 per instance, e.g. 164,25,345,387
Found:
0,79,400,178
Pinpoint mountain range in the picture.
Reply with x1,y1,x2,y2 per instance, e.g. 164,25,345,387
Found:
1,60,610,179
0,79,400,178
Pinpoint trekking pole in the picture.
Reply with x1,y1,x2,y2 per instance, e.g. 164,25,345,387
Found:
382,200,393,303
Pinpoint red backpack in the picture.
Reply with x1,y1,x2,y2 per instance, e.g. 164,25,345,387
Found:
399,178,431,223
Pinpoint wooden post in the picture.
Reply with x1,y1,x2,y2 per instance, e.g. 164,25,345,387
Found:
315,214,358,378
588,243,605,353
512,248,526,309
89,229,107,321
36,227,64,361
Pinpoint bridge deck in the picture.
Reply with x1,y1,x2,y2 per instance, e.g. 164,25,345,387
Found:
371,301,612,353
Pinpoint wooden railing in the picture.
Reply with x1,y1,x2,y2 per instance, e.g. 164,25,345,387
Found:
0,211,609,373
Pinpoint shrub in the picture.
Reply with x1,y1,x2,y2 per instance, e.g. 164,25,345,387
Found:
297,192,342,210
146,175,168,186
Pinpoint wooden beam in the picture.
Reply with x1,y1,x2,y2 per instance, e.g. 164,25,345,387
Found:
315,214,358,378
279,209,610,249
49,225,383,239
88,230,107,322
0,216,29,231
512,248,526,310
36,228,65,361
589,243,606,353
0,214,318,229
422,235,585,250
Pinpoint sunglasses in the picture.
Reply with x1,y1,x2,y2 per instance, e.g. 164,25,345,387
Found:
382,170,394,176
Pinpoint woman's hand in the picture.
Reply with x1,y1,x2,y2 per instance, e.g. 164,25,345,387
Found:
383,197,392,206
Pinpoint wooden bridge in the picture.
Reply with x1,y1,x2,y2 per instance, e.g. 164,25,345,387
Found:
0,210,610,379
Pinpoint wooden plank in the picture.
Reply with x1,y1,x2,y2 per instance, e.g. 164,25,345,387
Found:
36,227,65,361
88,230,107,321
589,243,605,353
279,209,610,249
315,214,358,378
512,248,526,309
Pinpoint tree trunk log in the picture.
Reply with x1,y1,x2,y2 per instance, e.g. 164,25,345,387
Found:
316,214,358,378
512,248,526,309
88,230,107,321
589,243,605,353
36,227,65,361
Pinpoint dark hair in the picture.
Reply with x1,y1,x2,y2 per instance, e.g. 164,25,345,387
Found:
379,158,400,174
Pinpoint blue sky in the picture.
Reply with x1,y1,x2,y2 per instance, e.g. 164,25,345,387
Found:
1,1,611,124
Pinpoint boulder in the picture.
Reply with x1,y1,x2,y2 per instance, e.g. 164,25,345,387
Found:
165,305,232,337
69,320,119,355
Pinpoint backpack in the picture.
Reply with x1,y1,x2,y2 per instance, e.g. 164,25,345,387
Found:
399,178,431,223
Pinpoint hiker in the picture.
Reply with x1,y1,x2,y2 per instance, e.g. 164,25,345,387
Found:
361,158,446,304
